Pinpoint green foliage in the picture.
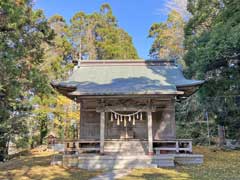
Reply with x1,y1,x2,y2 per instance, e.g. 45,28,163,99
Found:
70,3,139,60
28,3,139,148
183,0,240,141
176,95,218,145
0,0,54,158
15,136,29,149
32,14,74,145
148,10,185,63
44,14,73,80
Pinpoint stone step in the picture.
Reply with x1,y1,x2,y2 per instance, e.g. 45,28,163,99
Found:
104,148,146,150
104,152,147,156
78,161,158,170
104,144,147,147
104,141,148,153
104,148,147,154
104,148,145,151
104,146,146,149
105,144,146,146
104,142,147,154
104,145,147,149
104,140,147,144
104,148,146,151
63,154,175,170
58,153,204,170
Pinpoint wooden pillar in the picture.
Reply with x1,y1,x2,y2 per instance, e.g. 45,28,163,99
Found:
78,109,81,139
78,103,82,140
147,111,153,155
100,111,105,154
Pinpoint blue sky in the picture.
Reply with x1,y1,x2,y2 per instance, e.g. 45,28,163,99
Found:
34,0,169,59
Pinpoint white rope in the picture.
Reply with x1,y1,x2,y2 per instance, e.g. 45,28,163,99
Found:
108,109,142,116
108,108,145,126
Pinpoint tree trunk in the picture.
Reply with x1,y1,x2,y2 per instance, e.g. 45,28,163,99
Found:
218,125,225,147
0,138,7,161
40,117,47,145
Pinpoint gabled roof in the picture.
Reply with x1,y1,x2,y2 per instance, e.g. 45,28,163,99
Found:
52,60,204,98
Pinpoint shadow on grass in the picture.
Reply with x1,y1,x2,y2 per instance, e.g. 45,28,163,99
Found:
0,151,101,180
119,168,191,180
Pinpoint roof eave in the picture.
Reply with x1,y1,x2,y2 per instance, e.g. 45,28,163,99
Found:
177,80,205,98
68,90,183,96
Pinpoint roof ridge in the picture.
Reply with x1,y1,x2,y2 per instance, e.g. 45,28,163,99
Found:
78,59,176,66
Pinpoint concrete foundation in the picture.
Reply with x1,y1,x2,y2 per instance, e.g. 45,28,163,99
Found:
174,154,204,165
61,153,203,170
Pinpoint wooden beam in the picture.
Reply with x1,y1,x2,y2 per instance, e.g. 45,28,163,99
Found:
71,94,180,100
81,108,97,112
96,106,156,112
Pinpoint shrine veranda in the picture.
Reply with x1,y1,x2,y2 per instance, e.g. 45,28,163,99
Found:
52,60,204,169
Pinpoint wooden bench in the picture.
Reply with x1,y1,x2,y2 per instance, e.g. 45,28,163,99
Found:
154,139,192,155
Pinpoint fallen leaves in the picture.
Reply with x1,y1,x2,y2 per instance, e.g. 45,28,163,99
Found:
120,146,240,180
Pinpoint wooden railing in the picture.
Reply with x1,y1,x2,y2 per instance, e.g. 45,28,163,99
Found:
64,139,193,155
153,139,192,155
64,140,100,153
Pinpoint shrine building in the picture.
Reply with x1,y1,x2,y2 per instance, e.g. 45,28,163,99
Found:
51,59,204,169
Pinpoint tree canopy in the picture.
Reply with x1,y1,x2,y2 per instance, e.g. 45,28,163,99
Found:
148,0,240,144
148,10,185,63
182,0,240,143
0,1,139,159
1,0,240,159
0,0,54,159
70,4,139,60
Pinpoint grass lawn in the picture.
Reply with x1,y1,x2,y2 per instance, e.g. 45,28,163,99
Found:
0,147,239,180
119,146,240,180
0,150,101,180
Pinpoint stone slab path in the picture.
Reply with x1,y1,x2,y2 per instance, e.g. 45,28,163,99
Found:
90,169,132,180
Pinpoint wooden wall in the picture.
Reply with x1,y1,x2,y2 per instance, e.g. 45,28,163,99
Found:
152,101,176,140
79,111,148,139
80,111,100,139
79,98,176,140
105,112,148,139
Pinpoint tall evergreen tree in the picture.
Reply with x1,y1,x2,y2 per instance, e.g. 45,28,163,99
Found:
184,0,240,144
32,14,74,145
148,10,185,64
43,14,73,80
70,12,98,60
0,0,54,159
70,3,139,60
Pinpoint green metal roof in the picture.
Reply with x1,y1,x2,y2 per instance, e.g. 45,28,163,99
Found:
52,60,204,97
